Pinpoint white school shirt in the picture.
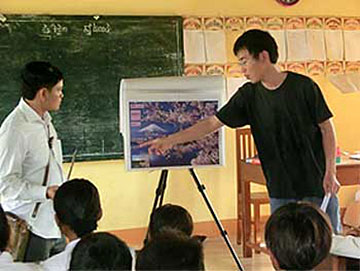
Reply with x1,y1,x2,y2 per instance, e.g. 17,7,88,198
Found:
331,234,360,259
0,98,64,238
0,251,41,271
41,238,80,271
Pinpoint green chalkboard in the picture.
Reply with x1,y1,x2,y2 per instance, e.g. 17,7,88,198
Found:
0,15,183,161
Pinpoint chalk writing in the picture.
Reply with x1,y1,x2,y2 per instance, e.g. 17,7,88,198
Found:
0,23,11,33
39,23,68,39
83,22,111,36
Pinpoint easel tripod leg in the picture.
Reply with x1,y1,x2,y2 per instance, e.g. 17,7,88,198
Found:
151,169,168,213
144,169,169,245
189,168,245,271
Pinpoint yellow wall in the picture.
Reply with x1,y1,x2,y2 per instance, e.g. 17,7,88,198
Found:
2,0,360,231
2,0,360,16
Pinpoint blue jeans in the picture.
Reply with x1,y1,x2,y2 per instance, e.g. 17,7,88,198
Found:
270,195,342,234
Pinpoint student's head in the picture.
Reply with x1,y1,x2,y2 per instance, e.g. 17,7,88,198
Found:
233,29,278,83
265,202,332,271
69,232,132,271
148,204,193,241
0,205,10,252
21,61,64,111
54,178,102,238
136,230,204,271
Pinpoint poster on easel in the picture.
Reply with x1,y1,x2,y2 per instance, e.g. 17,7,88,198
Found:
119,76,226,171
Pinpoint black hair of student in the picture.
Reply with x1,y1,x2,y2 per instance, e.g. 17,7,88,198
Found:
54,178,101,237
136,229,204,271
265,202,332,271
233,29,279,64
21,61,63,100
0,205,10,252
69,232,132,271
149,204,193,240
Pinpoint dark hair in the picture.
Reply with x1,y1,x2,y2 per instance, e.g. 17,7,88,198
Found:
54,178,101,237
21,61,63,100
69,232,132,271
265,202,332,270
0,205,10,252
149,204,193,240
136,230,204,271
233,29,279,64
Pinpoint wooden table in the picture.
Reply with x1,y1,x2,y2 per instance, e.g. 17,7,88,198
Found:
240,157,360,257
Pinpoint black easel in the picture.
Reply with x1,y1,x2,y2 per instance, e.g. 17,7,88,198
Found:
145,168,245,271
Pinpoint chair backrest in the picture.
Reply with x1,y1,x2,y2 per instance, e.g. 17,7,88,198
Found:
235,127,257,161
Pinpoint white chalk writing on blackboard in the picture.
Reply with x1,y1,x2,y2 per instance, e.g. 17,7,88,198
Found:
0,23,11,33
83,22,111,36
39,23,68,40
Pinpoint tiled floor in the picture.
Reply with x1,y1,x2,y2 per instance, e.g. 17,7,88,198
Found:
203,236,273,271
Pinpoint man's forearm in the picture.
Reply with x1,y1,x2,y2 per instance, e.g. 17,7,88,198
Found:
319,119,337,174
167,115,224,146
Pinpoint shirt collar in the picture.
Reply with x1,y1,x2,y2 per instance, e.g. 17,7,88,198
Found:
18,98,52,124
66,238,80,251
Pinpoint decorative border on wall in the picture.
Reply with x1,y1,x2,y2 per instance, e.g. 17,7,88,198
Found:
183,16,360,77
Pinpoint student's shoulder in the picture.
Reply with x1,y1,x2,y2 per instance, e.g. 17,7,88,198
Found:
0,252,41,271
41,250,67,270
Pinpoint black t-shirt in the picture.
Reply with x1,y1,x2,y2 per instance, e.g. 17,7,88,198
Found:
216,72,333,198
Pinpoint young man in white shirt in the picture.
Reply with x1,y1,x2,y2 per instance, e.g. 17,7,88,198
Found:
41,178,102,271
0,61,65,261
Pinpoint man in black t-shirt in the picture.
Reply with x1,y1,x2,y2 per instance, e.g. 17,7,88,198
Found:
141,29,341,233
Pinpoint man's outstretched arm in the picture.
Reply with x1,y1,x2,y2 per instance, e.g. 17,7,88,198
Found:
140,115,224,155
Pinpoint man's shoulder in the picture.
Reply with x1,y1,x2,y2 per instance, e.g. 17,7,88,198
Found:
0,108,31,137
1,107,25,126
286,71,313,85
235,81,255,96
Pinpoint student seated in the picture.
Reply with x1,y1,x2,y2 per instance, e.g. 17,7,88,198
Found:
0,204,40,270
136,230,204,270
148,204,194,241
331,234,360,259
41,178,102,271
69,232,132,270
265,202,332,271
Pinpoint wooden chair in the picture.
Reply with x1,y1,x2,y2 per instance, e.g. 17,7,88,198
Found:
236,127,269,251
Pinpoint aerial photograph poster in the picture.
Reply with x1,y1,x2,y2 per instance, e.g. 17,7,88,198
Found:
129,100,219,169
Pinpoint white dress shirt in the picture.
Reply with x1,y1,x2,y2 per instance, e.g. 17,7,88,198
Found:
0,98,64,238
331,234,360,259
0,251,41,271
41,238,80,271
